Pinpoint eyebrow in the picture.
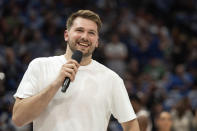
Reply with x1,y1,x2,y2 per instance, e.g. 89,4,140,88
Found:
75,27,97,34
89,30,97,34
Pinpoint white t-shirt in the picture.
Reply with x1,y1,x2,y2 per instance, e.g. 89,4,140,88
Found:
14,55,136,131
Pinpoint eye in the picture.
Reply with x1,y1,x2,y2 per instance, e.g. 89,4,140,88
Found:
76,29,83,32
89,31,96,36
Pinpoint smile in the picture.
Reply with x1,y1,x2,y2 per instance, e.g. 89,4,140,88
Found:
77,42,89,47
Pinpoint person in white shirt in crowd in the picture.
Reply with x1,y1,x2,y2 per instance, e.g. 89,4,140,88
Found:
104,33,128,77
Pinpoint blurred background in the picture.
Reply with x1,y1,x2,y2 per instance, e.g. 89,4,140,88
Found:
0,0,197,131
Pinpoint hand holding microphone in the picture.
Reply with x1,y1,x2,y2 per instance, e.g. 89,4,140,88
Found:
61,50,82,93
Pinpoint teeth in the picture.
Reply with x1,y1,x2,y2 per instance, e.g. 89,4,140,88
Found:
79,43,88,47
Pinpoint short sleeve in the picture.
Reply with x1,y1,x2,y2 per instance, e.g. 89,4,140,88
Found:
14,59,41,99
111,76,136,123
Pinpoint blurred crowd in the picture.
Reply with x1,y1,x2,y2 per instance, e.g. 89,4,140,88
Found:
0,0,197,131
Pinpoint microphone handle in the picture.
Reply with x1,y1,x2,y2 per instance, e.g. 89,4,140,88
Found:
61,77,70,92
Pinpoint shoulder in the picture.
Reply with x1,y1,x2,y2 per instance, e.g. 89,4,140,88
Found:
29,55,63,67
92,60,122,81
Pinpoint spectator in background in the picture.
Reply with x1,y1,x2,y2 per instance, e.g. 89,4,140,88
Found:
192,109,197,131
0,69,5,97
137,112,150,131
167,64,193,94
124,58,141,95
129,32,152,67
4,48,22,91
127,58,141,79
130,95,152,131
188,83,197,110
155,111,173,131
104,33,128,77
171,97,194,131
187,37,197,63
171,31,189,66
144,57,166,81
0,33,6,68
28,30,50,59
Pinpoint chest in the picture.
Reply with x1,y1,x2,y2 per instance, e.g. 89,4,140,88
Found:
41,65,111,109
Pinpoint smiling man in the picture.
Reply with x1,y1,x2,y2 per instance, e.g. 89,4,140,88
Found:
12,10,139,131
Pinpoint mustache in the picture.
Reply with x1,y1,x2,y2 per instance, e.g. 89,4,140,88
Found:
76,39,90,44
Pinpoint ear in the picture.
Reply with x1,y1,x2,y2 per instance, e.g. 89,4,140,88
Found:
95,37,99,48
95,41,99,48
64,30,68,41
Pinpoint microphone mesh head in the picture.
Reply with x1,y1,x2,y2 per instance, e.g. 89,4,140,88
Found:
71,50,83,63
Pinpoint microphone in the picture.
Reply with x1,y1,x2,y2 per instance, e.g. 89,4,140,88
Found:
61,50,83,93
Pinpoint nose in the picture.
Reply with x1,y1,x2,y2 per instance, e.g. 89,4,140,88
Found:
81,32,89,41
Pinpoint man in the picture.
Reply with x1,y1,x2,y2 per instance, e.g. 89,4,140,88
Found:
155,111,172,131
12,10,139,131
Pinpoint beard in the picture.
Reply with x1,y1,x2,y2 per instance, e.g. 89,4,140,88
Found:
67,38,96,57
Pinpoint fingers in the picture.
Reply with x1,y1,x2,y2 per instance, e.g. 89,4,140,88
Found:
66,60,80,68
53,60,80,88
63,64,77,73
62,60,80,81
62,67,76,81
63,71,74,82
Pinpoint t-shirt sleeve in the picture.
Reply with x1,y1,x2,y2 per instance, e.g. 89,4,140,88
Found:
111,76,137,123
14,59,41,99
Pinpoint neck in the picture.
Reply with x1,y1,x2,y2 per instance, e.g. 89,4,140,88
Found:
64,46,92,66
159,128,171,131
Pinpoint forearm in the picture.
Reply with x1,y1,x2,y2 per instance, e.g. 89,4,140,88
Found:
12,59,80,127
12,83,60,126
122,119,140,131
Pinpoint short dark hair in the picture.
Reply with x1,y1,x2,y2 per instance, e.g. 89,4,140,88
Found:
66,10,102,33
